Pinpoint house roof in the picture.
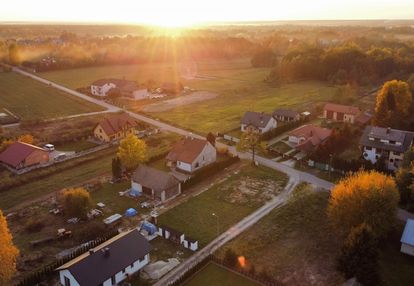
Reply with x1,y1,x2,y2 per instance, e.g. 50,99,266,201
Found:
56,229,152,286
273,109,299,118
132,165,179,193
359,126,414,153
96,113,138,136
401,219,414,246
240,111,274,129
289,124,332,151
166,137,210,164
0,141,47,168
324,103,360,115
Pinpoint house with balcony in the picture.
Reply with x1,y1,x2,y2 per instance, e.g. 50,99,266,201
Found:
359,126,414,171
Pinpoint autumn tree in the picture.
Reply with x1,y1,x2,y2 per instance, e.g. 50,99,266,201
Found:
327,171,399,238
373,80,413,128
237,130,260,163
206,132,216,147
0,209,19,285
17,134,34,145
117,134,147,170
8,44,21,65
337,223,380,286
407,73,414,95
63,188,92,219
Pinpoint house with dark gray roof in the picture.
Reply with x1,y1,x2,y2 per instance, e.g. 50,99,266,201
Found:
56,229,151,286
360,126,414,171
273,109,300,122
131,165,181,202
240,111,277,134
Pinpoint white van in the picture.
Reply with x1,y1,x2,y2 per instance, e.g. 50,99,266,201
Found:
44,144,55,151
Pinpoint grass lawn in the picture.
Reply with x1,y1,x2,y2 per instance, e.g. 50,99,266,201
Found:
218,184,343,286
158,165,288,246
0,72,104,120
269,141,292,154
182,262,260,286
55,140,98,152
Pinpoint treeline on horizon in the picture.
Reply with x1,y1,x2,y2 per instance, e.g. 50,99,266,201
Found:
1,24,414,86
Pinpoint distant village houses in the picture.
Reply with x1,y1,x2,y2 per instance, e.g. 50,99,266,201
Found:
359,126,414,171
323,103,370,125
166,137,217,173
90,78,148,99
272,109,300,122
0,141,49,170
240,111,277,134
288,124,332,153
93,114,138,142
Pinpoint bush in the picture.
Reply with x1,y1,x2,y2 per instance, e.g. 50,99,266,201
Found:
62,188,92,219
223,248,238,267
25,219,45,233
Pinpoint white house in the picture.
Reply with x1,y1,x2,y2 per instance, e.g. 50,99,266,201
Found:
359,126,414,171
401,219,414,256
131,165,181,202
90,79,143,98
166,137,217,173
90,79,117,97
240,111,277,134
56,229,151,286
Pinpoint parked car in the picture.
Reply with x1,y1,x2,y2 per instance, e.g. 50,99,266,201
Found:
44,144,55,151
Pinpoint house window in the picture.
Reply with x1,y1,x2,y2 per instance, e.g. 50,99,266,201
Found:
111,275,116,285
64,276,71,286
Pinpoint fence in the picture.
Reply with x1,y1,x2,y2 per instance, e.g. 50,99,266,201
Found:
15,230,119,286
167,255,283,286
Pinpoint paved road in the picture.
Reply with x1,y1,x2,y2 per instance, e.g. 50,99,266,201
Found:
154,178,298,286
10,66,335,191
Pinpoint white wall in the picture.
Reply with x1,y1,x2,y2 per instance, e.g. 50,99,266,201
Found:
401,243,414,256
260,117,277,133
177,161,192,172
91,83,116,97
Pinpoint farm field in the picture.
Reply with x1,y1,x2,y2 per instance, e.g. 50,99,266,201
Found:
182,262,260,286
0,72,104,120
158,165,288,246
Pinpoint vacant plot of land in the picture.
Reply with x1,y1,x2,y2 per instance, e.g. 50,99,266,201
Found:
218,184,343,286
142,91,217,112
158,165,288,246
183,262,260,286
0,72,104,120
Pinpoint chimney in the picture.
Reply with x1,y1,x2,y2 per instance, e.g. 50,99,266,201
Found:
103,247,110,257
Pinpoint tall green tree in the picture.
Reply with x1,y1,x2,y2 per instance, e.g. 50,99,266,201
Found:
111,157,122,180
117,134,147,170
373,80,412,128
337,223,380,286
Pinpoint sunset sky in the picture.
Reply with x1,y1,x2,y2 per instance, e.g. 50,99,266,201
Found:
1,0,414,27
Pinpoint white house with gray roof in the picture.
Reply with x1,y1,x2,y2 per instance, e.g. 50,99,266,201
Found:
359,126,414,171
56,229,151,286
240,111,277,134
401,219,414,256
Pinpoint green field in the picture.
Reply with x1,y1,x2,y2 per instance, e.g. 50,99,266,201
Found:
40,59,342,134
0,72,104,120
183,262,260,286
158,165,288,246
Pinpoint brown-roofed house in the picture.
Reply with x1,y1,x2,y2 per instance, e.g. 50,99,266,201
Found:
323,103,362,124
131,165,181,202
288,124,332,153
166,136,216,173
0,141,49,170
93,114,138,142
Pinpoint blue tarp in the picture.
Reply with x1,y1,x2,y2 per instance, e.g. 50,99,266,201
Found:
125,208,138,217
141,221,158,235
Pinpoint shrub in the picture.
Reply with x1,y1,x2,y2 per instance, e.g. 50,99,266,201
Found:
25,219,45,233
62,188,92,219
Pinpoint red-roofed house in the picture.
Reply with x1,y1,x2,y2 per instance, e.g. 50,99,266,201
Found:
288,124,332,153
166,137,216,173
323,103,362,124
93,114,138,142
0,141,49,170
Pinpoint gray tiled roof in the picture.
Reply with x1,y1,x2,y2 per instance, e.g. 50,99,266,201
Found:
240,111,273,128
359,126,414,153
132,165,179,193
273,109,299,118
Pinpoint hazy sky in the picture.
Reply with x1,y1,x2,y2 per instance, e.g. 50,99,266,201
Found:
1,0,414,26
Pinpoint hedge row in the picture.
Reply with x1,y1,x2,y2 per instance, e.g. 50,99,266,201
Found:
182,156,240,191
